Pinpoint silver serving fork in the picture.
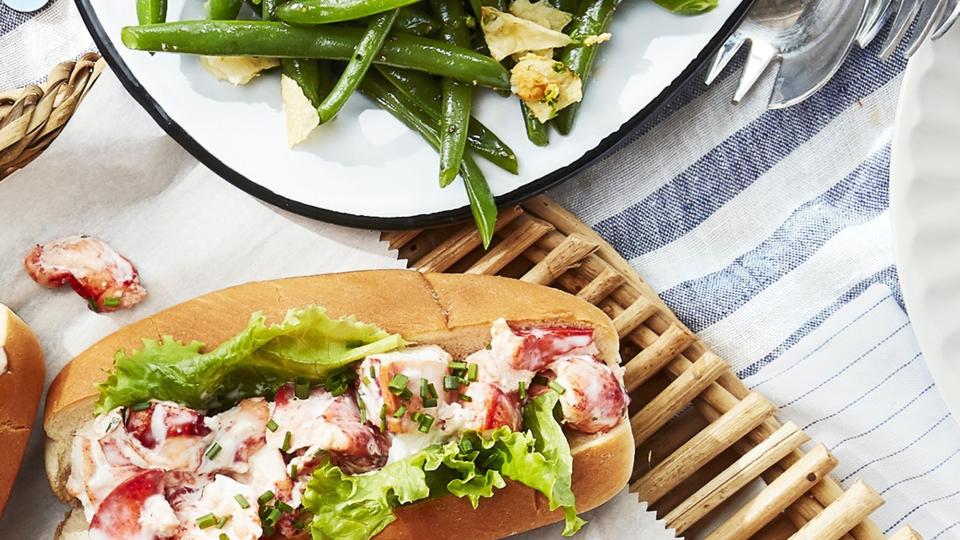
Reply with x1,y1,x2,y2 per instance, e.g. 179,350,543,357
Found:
858,0,950,58
705,0,868,109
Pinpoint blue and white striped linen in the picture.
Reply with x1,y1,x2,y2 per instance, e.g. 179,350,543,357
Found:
743,284,959,539
548,29,960,537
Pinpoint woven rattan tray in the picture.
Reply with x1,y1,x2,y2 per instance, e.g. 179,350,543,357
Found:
3,55,920,539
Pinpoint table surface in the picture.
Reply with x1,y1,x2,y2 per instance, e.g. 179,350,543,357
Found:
3,0,958,537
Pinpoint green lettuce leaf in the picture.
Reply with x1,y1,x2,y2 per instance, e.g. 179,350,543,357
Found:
303,455,432,540
654,0,718,15
303,391,584,540
482,391,586,536
95,306,406,413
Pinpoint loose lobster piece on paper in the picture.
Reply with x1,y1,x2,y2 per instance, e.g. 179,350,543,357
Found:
24,235,146,312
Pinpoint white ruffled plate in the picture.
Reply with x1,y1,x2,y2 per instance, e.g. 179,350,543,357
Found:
891,28,960,420
76,0,751,227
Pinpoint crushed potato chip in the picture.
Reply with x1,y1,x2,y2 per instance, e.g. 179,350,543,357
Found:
280,74,320,147
480,6,572,61
583,32,612,46
200,56,280,86
510,53,582,123
508,0,572,31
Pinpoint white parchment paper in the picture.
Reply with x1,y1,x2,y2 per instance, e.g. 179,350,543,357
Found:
0,71,674,540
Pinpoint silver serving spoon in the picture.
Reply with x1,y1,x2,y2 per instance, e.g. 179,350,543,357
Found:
706,0,868,109
3,0,49,12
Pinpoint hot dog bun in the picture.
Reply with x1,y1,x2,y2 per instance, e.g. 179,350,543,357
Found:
0,304,45,516
45,270,634,539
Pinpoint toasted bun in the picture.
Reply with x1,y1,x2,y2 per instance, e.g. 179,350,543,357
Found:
0,305,45,516
45,270,632,538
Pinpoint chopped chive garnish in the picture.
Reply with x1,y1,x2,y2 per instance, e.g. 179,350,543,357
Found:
427,382,438,399
361,376,371,386
423,397,438,408
418,413,435,433
295,382,310,399
277,500,294,513
205,442,222,460
87,298,100,312
358,398,367,424
459,393,472,402
419,378,430,399
467,363,478,381
258,490,275,505
266,419,279,432
217,515,230,528
234,494,250,509
266,508,282,525
282,431,292,452
196,513,217,529
130,401,150,411
443,375,460,391
400,387,413,400
549,380,566,394
369,365,377,379
393,406,407,418
449,361,467,372
411,411,423,423
380,403,388,431
388,374,409,394
290,464,298,478
219,534,230,540
103,296,121,307
518,381,527,401
532,375,549,386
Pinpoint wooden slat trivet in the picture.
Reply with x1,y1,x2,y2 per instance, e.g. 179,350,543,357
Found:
382,196,921,540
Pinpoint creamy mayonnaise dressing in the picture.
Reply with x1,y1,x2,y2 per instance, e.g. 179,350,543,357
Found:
70,319,626,539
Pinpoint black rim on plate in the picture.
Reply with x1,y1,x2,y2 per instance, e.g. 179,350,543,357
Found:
75,0,755,230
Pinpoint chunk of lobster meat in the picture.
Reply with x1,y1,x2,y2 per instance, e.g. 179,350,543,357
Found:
67,411,142,520
268,386,388,474
23,235,146,312
441,382,522,433
120,401,211,472
552,355,628,433
508,323,595,372
176,475,263,540
88,470,178,540
469,319,594,392
357,345,453,433
198,397,270,475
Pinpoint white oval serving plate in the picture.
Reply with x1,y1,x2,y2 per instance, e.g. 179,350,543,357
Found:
890,28,960,420
75,0,751,228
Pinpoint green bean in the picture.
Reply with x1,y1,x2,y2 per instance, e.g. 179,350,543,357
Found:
207,0,243,20
121,22,511,89
394,6,439,36
549,0,578,13
521,103,550,146
318,10,397,123
261,0,277,20
554,0,620,135
276,0,421,24
360,72,497,248
281,59,331,108
136,0,167,25
431,0,473,187
376,66,518,173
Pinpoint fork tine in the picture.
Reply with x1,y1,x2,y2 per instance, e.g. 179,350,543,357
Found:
705,30,748,86
733,39,778,104
879,0,921,59
858,0,894,46
904,0,949,55
931,0,959,38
